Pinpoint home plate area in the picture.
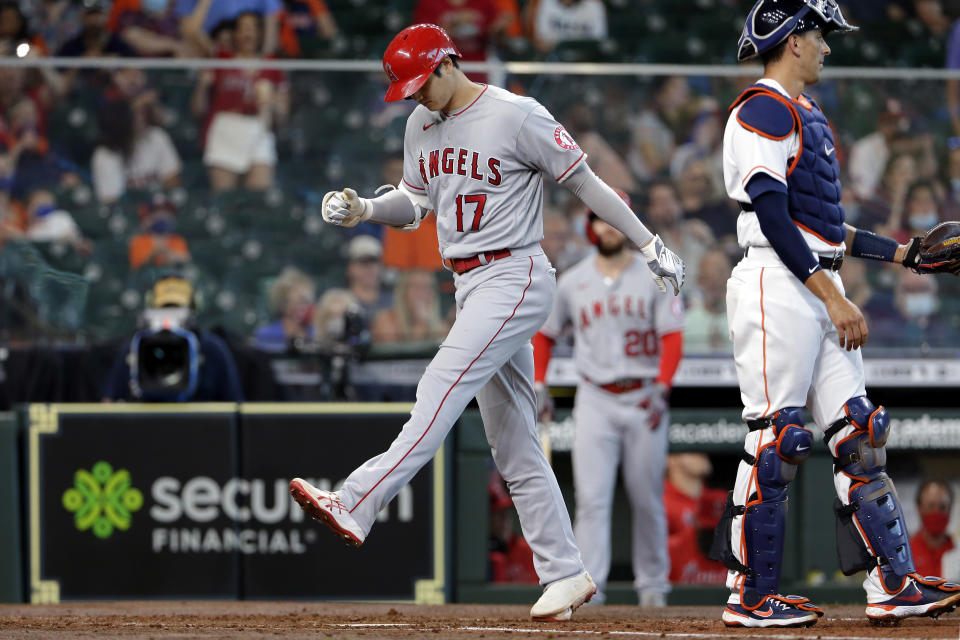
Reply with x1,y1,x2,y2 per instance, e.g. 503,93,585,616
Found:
1,602,959,639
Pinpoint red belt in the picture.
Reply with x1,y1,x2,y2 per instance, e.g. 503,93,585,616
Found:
445,249,512,275
588,378,647,394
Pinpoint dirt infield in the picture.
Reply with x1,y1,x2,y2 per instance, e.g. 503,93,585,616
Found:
2,601,960,639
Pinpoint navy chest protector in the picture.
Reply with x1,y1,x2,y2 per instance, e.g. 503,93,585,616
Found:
731,84,845,246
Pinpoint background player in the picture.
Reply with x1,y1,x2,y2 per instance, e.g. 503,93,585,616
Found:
532,190,684,607
288,23,685,622
712,0,960,628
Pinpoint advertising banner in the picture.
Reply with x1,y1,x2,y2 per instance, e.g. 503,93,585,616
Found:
28,403,446,604
238,404,443,600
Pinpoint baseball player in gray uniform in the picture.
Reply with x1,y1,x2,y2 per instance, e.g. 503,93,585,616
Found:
533,190,685,608
288,23,685,621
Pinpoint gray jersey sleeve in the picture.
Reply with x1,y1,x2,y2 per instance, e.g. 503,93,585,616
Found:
515,105,588,183
540,272,572,339
402,112,435,211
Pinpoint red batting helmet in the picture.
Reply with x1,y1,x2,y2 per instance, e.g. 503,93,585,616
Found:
585,188,633,245
382,24,461,103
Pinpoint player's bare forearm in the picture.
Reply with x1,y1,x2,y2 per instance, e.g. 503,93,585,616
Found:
804,269,867,351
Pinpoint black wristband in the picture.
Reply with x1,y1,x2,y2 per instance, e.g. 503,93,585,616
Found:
902,236,923,271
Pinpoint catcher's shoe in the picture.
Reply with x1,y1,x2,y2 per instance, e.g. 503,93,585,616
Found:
722,593,823,628
866,574,960,625
289,478,365,547
530,571,596,622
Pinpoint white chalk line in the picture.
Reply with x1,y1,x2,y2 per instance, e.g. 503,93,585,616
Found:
330,622,943,640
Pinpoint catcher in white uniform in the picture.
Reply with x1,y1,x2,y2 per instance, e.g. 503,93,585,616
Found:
533,189,685,607
712,0,960,629
288,23,685,622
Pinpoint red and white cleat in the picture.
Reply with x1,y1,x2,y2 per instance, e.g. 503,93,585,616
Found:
289,478,365,547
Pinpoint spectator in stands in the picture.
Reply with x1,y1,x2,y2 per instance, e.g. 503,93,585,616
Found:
838,256,891,326
911,478,960,580
92,97,182,203
371,269,449,344
529,0,607,54
58,1,137,92
669,99,723,183
0,38,66,142
107,0,193,57
0,2,48,54
413,0,512,82
562,102,635,193
872,269,957,348
899,180,944,242
4,97,80,201
313,287,362,346
27,0,81,54
128,193,190,270
345,234,391,322
488,469,538,583
19,188,91,253
683,249,732,354
57,1,136,57
644,179,712,291
177,0,281,56
849,100,910,201
675,156,731,241
628,76,692,180
191,11,290,192
254,266,316,352
859,152,917,233
277,0,337,58
916,0,953,36
103,274,244,401
664,453,726,585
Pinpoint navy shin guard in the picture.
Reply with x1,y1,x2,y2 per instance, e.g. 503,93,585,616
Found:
740,408,813,596
827,397,915,590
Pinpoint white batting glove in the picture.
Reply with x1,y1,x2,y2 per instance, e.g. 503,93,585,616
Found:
640,235,685,295
322,187,372,228
639,383,670,431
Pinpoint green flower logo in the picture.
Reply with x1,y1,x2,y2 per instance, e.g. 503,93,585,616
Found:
62,461,144,539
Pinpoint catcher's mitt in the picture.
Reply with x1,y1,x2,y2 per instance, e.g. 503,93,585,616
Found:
903,221,960,275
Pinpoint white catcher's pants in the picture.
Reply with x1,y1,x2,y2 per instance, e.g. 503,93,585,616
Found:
338,251,585,585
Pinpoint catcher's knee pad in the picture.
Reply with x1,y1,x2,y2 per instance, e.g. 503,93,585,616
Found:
710,408,812,596
826,397,914,586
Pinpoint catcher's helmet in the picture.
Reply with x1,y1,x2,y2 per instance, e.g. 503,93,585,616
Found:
382,23,461,103
585,188,632,245
738,0,857,63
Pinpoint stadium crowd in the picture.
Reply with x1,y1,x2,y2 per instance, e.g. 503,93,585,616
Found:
0,0,958,361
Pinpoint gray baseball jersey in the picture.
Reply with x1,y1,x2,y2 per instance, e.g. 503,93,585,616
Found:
332,84,587,588
539,251,684,602
401,85,588,259
540,253,685,384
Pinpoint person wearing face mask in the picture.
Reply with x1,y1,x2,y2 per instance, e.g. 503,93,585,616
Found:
23,188,91,254
128,195,190,270
892,180,942,244
910,479,960,581
870,269,957,349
